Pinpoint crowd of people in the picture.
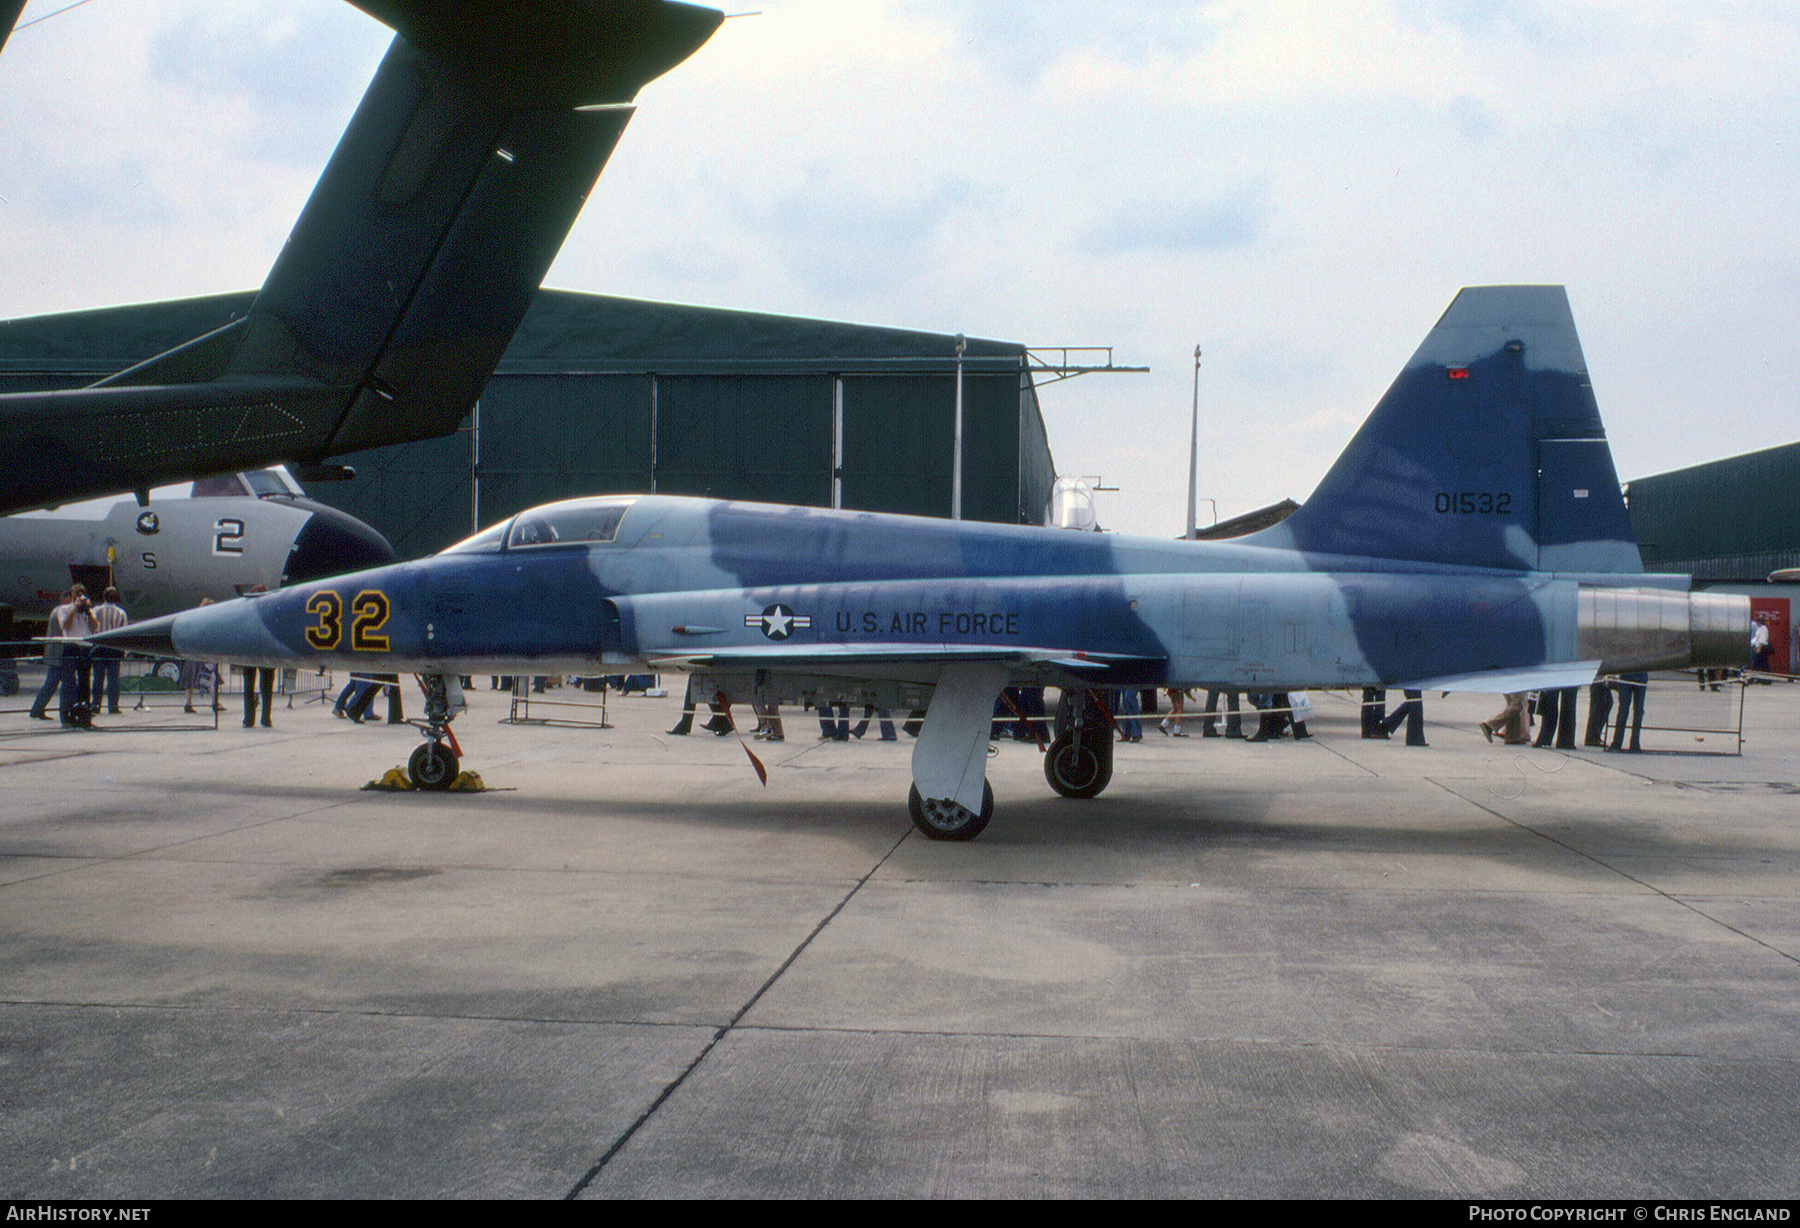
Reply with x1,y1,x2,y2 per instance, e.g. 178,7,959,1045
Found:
17,601,1780,753
659,679,1690,755
18,584,320,730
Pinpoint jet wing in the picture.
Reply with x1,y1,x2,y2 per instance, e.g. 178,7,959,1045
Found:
649,643,1160,685
0,378,345,514
616,576,1171,688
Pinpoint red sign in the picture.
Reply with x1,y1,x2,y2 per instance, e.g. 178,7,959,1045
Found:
1751,596,1790,676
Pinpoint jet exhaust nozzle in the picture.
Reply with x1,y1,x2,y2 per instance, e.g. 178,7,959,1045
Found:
1576,587,1750,673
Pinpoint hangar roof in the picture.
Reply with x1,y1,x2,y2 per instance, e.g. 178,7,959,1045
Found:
0,289,1030,382
1627,441,1800,581
507,290,1029,374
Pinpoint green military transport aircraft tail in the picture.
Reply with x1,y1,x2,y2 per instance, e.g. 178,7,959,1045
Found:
0,0,721,514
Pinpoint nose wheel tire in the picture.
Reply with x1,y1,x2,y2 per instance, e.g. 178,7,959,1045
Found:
409,741,459,791
909,781,994,841
1044,732,1112,798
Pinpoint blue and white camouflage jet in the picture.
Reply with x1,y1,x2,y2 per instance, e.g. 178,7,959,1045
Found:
94,287,1748,840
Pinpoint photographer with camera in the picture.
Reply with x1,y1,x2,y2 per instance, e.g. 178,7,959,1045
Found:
30,585,98,728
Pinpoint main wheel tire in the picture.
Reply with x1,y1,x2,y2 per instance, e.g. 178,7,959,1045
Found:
408,741,459,791
1044,731,1112,798
908,781,994,841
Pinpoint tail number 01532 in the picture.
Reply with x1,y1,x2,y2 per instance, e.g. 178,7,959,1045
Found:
1434,491,1512,515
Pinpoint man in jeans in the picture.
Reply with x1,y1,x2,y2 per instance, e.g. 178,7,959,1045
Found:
90,587,130,716
43,586,96,727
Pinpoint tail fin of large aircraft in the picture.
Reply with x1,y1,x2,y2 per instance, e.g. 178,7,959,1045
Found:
0,0,721,513
1,0,24,59
1242,285,1644,575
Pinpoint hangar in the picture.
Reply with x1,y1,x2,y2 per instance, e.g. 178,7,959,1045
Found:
1627,442,1800,675
0,290,1064,560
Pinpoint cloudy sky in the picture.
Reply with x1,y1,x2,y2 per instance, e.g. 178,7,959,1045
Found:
2,0,1794,536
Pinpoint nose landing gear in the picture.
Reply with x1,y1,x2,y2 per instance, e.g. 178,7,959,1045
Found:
1044,688,1114,799
406,675,464,791
408,739,459,790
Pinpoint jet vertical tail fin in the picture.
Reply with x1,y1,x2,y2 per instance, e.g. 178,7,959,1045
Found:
1242,285,1643,575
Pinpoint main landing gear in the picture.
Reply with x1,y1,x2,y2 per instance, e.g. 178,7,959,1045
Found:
906,680,1124,841
407,675,462,791
1044,689,1114,799
908,662,1008,842
908,781,994,841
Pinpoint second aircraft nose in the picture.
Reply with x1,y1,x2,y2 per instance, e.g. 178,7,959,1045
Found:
280,500,395,586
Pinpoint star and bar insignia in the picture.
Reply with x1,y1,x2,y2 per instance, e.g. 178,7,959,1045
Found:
747,603,810,640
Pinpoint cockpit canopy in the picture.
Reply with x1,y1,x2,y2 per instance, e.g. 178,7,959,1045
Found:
439,497,638,555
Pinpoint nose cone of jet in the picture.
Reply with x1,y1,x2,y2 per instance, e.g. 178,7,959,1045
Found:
280,499,395,585
88,612,179,658
91,594,293,666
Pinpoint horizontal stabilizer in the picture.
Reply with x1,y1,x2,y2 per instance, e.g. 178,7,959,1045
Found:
1400,660,1602,694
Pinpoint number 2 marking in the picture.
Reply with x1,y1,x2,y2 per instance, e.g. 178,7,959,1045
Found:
350,590,390,651
213,518,245,555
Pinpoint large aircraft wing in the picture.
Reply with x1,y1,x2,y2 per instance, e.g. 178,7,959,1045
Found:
0,0,722,514
0,0,24,59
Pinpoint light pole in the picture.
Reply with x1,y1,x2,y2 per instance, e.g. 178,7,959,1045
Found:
470,399,481,533
952,333,966,521
1186,344,1201,540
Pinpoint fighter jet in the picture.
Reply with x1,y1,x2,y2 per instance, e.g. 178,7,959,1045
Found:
0,0,721,514
1,467,393,623
95,287,1749,841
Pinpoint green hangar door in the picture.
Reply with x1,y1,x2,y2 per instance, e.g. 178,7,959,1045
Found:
653,376,834,507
